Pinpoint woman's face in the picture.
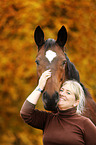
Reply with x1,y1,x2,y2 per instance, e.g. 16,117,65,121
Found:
58,84,79,110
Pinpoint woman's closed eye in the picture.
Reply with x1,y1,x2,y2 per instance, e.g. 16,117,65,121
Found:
67,91,71,95
60,89,63,92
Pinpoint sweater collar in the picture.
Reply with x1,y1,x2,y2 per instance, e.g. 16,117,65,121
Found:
58,107,77,117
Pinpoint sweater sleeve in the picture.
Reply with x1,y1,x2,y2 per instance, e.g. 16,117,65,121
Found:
20,100,52,130
83,118,96,145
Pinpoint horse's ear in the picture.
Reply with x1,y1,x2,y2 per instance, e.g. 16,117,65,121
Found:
34,26,45,50
56,26,67,47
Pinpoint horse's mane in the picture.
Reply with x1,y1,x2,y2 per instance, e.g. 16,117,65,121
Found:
65,53,91,97
65,53,80,82
44,39,56,51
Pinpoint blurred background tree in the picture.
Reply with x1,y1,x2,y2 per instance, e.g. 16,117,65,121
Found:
0,0,96,144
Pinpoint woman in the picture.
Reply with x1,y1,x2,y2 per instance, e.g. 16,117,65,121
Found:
20,70,96,145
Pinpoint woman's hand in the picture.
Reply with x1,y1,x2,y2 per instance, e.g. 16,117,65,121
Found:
38,69,51,90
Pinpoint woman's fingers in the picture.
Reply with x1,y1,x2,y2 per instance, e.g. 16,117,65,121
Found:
42,69,51,78
46,74,51,79
38,70,51,90
43,69,51,75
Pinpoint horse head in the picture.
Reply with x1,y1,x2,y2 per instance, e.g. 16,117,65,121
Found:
34,26,79,111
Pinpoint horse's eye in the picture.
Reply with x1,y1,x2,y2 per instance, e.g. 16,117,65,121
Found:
35,60,40,65
62,60,66,66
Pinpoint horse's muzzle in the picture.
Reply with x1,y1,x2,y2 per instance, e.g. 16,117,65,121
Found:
42,91,59,111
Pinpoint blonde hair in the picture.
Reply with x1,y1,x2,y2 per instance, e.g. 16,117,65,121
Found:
63,80,85,114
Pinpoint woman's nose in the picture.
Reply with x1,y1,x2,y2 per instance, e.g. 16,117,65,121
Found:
59,91,63,96
59,91,62,95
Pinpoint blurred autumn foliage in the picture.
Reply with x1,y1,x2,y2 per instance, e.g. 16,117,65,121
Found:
0,0,96,144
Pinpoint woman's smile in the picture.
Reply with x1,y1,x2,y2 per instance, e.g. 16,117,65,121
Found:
59,95,68,101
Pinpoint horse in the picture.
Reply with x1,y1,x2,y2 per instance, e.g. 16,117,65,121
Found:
34,25,96,125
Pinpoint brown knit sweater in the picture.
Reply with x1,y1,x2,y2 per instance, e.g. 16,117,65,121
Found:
20,100,96,145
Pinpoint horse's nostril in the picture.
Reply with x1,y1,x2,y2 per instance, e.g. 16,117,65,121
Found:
43,91,48,103
55,91,59,103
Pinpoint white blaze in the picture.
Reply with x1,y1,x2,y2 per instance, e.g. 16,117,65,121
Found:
45,50,57,63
